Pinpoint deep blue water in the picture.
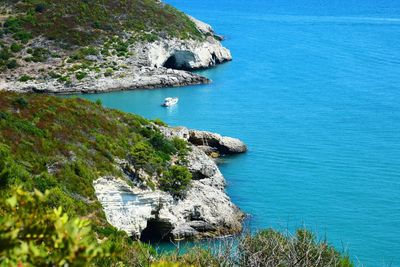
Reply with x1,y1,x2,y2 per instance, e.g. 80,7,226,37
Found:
79,1,400,265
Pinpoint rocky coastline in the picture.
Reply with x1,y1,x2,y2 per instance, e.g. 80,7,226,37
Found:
0,16,231,94
94,126,247,241
1,1,244,242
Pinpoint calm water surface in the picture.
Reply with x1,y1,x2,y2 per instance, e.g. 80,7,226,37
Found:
79,1,400,265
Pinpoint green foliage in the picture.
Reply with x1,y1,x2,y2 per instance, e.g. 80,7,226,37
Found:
152,118,167,127
0,111,46,137
171,137,189,157
2,0,204,46
238,228,353,267
159,165,192,197
3,17,32,43
12,97,28,109
104,67,113,77
70,46,98,61
6,59,18,69
75,71,87,80
0,47,11,61
0,92,354,266
0,187,106,266
0,144,29,188
25,47,50,62
129,141,165,174
158,247,221,267
18,74,33,82
10,42,23,53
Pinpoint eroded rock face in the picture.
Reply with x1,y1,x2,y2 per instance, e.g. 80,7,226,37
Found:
94,145,243,241
94,127,246,241
158,125,247,155
189,130,248,154
93,177,169,238
144,37,232,71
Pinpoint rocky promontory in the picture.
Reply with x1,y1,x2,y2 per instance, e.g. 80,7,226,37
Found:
0,1,231,93
94,126,246,241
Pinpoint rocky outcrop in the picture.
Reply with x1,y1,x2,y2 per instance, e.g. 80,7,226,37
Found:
93,127,246,241
188,15,224,41
144,37,231,71
188,130,248,154
0,16,231,94
3,67,209,94
158,126,247,155
94,146,244,241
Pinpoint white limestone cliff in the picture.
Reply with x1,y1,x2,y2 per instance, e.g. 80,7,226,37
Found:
93,128,246,241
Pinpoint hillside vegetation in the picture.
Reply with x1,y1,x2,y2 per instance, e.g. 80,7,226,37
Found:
0,92,354,266
1,0,202,45
0,0,207,85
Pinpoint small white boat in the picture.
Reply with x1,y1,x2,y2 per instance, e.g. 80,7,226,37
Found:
162,97,179,107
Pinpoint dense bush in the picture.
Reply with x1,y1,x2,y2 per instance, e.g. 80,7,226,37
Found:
3,0,204,46
75,71,88,80
0,188,106,266
18,74,33,82
10,42,23,53
238,229,353,267
26,47,50,62
159,165,192,197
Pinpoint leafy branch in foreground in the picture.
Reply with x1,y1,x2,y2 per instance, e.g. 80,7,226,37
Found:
0,187,107,266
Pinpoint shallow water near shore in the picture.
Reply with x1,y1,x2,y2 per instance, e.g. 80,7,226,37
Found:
78,0,400,265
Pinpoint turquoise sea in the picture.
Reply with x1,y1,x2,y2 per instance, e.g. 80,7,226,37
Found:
79,0,400,265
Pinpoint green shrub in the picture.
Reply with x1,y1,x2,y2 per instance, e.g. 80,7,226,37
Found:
48,71,61,79
3,17,23,34
6,59,18,69
0,187,107,266
159,165,192,197
171,137,189,156
129,141,165,174
10,43,23,53
12,97,29,108
18,75,33,82
29,48,50,62
149,132,176,156
35,3,47,13
238,228,353,267
58,75,71,84
152,118,167,127
0,48,11,61
104,68,113,77
14,31,33,43
75,71,88,80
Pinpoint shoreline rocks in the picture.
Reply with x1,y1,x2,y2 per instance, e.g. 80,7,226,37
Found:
0,16,231,94
158,126,248,155
94,127,246,241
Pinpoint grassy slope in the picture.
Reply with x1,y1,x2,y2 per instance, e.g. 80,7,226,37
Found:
2,0,202,45
0,0,206,84
0,92,192,262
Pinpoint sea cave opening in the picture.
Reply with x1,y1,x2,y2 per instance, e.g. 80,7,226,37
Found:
162,51,196,70
139,218,173,243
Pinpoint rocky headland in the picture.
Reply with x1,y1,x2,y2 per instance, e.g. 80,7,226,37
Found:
0,1,231,93
94,126,247,241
